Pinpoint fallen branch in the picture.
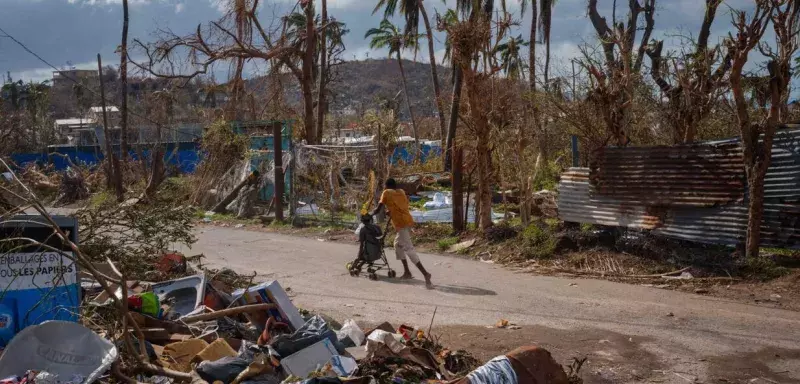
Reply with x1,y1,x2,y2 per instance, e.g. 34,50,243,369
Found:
628,267,692,278
180,303,277,324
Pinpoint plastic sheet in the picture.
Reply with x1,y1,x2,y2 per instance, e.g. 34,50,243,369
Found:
0,321,118,384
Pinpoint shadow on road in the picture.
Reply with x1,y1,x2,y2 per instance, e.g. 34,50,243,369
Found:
383,277,497,296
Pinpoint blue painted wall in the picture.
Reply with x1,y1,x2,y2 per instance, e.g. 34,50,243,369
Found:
390,142,442,165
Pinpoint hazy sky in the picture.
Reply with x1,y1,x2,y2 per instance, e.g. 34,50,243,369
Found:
0,0,795,98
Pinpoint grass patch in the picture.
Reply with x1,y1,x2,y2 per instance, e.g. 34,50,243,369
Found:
761,247,797,257
437,236,460,251
742,256,792,281
88,190,115,208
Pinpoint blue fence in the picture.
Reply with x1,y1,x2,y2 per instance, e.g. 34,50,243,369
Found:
11,142,202,174
390,142,442,165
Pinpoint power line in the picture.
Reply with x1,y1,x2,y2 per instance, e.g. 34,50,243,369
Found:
0,25,202,140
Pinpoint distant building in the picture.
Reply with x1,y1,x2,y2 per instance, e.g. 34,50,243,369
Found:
52,69,98,93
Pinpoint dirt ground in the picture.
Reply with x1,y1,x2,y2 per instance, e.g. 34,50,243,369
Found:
199,220,800,314
352,323,800,384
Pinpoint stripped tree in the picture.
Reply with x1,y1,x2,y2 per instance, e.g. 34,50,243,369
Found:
131,0,305,139
645,0,731,144
727,0,800,258
584,0,656,146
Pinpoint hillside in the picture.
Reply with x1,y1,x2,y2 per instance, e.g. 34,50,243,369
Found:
329,59,452,118
248,59,452,120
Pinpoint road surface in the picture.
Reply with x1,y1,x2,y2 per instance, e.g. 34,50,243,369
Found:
186,226,800,383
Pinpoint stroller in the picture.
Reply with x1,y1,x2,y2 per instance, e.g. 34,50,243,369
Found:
346,213,397,280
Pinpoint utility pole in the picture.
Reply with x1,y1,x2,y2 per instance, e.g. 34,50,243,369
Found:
97,54,124,201
273,122,284,222
571,60,577,101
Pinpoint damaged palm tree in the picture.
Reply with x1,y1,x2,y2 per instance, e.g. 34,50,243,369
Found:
645,0,731,144
727,0,800,258
443,0,516,230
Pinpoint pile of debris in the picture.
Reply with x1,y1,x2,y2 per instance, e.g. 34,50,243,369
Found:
0,251,580,384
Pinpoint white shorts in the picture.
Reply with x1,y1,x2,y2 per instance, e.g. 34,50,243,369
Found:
393,227,420,264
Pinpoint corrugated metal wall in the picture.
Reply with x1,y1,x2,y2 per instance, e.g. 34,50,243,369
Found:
558,168,661,229
590,141,744,207
558,128,800,249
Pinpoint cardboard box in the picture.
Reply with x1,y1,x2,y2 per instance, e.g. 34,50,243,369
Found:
193,339,237,363
232,281,304,331
280,339,338,378
162,339,209,372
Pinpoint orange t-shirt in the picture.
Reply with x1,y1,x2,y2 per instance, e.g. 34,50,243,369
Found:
379,188,415,229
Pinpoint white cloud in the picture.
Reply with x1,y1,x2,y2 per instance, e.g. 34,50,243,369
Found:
175,2,185,13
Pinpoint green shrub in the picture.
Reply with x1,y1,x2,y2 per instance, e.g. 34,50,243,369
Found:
580,223,595,232
521,223,556,259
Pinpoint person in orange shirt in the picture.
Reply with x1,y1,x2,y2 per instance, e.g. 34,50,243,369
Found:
372,178,433,288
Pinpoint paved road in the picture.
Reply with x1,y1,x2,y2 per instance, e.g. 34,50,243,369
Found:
186,226,800,383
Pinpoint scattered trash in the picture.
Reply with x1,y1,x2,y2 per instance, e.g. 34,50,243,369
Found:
235,224,245,228
163,339,209,372
449,239,476,253
667,312,675,317
232,281,306,331
494,319,521,329
770,294,782,301
662,271,694,280
196,356,250,383
694,288,709,294
152,274,206,319
157,252,188,274
0,321,117,384
328,355,358,376
569,283,578,287
336,319,365,347
280,339,339,378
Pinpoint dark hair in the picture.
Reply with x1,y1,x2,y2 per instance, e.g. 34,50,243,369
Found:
385,178,397,189
361,213,373,223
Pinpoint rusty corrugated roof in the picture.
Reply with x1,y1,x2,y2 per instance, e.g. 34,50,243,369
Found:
589,141,745,207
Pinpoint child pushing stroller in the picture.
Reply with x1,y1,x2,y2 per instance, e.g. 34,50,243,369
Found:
347,213,397,280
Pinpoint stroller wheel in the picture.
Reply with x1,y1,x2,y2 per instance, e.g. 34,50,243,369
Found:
388,270,397,278
368,272,378,281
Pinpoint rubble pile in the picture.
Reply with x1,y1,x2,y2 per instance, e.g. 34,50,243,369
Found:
0,251,580,384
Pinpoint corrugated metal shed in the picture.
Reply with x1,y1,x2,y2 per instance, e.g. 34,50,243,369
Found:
590,141,745,207
558,128,800,249
558,168,661,229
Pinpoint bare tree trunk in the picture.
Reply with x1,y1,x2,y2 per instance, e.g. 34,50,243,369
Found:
744,156,769,258
544,37,550,89
476,129,492,230
144,126,165,199
529,0,537,94
316,0,328,143
452,146,464,232
419,2,446,141
444,67,462,171
97,54,124,202
302,0,317,144
119,0,129,159
397,53,421,160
